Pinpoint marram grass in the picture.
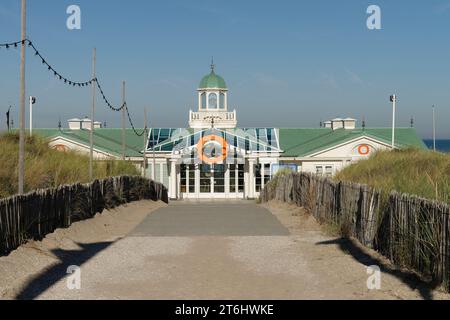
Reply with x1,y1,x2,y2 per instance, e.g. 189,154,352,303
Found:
0,132,139,198
335,148,450,203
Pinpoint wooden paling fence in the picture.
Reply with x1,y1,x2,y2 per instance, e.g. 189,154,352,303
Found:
261,172,450,292
0,176,168,256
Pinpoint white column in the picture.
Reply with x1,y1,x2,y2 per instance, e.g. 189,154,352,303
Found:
224,92,228,110
248,159,255,199
210,165,214,194
170,160,177,199
186,166,189,194
244,161,249,198
176,165,180,199
195,164,200,198
260,163,265,189
225,164,230,196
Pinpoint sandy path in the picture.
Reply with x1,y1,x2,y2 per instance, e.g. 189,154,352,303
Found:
0,200,166,299
1,200,448,300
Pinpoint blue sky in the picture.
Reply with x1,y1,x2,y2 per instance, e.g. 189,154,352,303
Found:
1,0,449,138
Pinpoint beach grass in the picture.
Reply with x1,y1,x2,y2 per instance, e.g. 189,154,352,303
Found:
0,132,139,198
335,148,449,203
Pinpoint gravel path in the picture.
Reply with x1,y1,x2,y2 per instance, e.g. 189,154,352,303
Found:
1,200,449,300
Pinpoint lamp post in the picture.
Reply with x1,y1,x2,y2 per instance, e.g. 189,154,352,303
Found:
142,108,148,178
151,118,156,180
29,96,36,135
432,105,436,152
390,94,397,149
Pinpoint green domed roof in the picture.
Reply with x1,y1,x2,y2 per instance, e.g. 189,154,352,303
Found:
199,70,227,89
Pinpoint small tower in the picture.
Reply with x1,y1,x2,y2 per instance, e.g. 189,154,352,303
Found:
189,62,237,129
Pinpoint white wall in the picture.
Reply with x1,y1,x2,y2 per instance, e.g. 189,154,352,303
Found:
310,137,391,160
280,137,393,176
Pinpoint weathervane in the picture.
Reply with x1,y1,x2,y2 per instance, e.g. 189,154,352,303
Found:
210,56,215,72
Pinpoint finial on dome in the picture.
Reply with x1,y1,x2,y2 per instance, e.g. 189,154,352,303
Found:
210,56,215,72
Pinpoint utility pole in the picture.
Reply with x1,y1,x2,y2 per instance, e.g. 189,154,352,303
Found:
390,94,397,149
122,81,126,160
89,48,96,181
142,108,148,178
432,105,436,152
18,0,27,194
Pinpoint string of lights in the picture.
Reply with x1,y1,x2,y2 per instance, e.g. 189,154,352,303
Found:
0,40,25,48
1,38,147,137
27,40,94,87
95,79,126,111
125,103,147,136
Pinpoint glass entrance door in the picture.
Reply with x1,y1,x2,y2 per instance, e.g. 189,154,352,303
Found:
200,164,211,193
182,163,244,199
200,164,225,194
212,164,225,193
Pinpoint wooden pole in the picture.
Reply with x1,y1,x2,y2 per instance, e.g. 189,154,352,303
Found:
89,48,96,180
29,96,32,136
432,105,436,152
122,81,126,160
143,108,148,177
18,0,26,194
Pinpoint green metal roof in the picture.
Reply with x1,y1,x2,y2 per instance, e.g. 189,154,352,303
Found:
199,70,227,89
33,127,426,159
34,128,146,158
279,128,426,157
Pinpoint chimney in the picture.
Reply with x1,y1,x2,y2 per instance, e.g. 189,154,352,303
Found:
67,118,82,130
329,118,356,130
343,118,356,130
331,118,344,130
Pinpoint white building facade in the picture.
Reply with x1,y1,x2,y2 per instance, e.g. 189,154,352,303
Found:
144,66,425,200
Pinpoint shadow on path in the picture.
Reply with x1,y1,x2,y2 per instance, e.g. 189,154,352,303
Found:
316,238,439,300
16,240,116,300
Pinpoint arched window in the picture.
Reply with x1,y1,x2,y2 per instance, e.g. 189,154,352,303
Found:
208,93,218,109
219,93,225,109
201,92,206,109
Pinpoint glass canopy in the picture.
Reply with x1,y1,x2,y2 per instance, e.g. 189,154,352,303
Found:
147,128,281,164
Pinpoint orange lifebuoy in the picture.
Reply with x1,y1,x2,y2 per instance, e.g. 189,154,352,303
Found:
197,135,228,164
53,144,69,152
358,144,370,156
